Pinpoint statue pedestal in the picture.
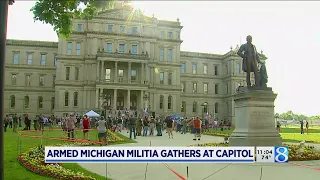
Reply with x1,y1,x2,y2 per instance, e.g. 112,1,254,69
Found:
229,87,283,146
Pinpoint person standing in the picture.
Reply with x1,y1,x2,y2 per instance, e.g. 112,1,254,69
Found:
149,117,155,136
305,120,309,134
96,117,108,145
128,115,137,139
181,118,187,134
300,120,304,134
9,115,13,128
13,114,18,133
25,114,31,130
4,115,9,132
82,115,90,140
155,118,162,136
165,117,174,139
142,117,149,136
18,116,22,128
193,116,202,141
66,114,77,139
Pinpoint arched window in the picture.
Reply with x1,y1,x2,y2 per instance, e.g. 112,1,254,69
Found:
168,95,172,110
24,96,29,108
203,102,208,114
181,101,186,113
51,97,55,109
215,102,219,113
64,92,69,106
73,92,78,106
10,95,15,108
38,96,43,109
159,95,164,109
192,101,197,113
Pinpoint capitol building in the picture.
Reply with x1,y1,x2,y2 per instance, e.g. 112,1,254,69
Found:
4,2,265,123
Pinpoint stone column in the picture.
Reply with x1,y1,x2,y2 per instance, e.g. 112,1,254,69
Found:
99,88,103,108
96,61,100,80
150,67,154,85
100,61,104,80
114,62,118,82
140,90,144,110
146,64,150,83
128,62,131,83
141,63,144,84
113,89,117,110
95,88,99,108
83,90,87,109
127,90,131,109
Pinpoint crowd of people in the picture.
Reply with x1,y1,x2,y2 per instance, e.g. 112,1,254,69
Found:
3,111,234,144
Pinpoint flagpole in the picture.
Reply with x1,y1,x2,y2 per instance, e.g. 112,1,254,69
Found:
0,1,9,179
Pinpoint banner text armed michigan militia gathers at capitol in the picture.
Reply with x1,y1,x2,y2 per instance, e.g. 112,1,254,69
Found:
45,146,255,163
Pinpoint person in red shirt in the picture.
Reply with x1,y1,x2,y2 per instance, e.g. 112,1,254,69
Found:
82,115,90,140
193,116,202,141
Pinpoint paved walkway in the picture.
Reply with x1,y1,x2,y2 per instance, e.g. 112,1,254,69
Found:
79,132,320,180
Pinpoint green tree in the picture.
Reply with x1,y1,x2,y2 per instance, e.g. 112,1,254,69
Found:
30,0,114,37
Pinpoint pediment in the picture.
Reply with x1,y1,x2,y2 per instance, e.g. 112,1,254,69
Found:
96,8,153,22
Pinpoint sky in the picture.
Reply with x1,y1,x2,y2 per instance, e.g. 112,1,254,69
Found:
7,1,320,116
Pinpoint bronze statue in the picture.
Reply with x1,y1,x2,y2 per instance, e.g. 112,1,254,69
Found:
258,62,268,87
237,35,262,87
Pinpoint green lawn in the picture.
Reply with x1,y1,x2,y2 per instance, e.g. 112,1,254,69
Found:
205,127,320,143
5,127,135,180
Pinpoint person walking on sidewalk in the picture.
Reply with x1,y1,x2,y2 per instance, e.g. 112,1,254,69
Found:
165,117,174,139
66,114,77,139
193,116,202,141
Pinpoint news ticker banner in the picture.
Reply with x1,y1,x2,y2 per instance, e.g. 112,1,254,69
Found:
45,146,289,163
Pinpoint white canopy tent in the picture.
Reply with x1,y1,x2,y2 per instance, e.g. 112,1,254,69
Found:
84,110,100,117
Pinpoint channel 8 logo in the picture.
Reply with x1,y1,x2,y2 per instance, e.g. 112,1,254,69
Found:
274,146,289,163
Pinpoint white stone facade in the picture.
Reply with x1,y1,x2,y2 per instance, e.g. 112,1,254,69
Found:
4,4,264,124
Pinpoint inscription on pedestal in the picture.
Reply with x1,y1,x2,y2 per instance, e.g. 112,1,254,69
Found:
249,111,273,129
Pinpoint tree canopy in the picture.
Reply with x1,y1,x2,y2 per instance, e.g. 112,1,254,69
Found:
30,0,114,37
278,110,320,121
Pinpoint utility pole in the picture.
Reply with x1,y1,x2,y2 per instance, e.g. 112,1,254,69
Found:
0,1,9,180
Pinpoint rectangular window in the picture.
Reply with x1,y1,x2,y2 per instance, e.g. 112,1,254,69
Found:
131,70,137,81
181,82,185,93
105,69,111,80
160,72,164,84
107,25,113,31
215,84,219,94
66,67,70,80
203,65,208,75
204,83,208,94
106,43,112,53
118,69,124,77
77,24,83,31
131,45,137,54
119,44,125,53
76,43,81,55
168,49,173,62
159,48,164,61
11,74,17,85
168,72,172,85
237,63,241,74
53,76,56,87
75,67,79,80
160,31,165,38
39,75,45,87
120,26,125,33
27,53,32,65
13,53,19,64
54,55,57,66
192,83,197,93
214,65,218,75
25,75,31,87
41,54,46,65
181,63,185,73
67,42,72,55
131,27,138,33
192,64,197,74
168,32,173,39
